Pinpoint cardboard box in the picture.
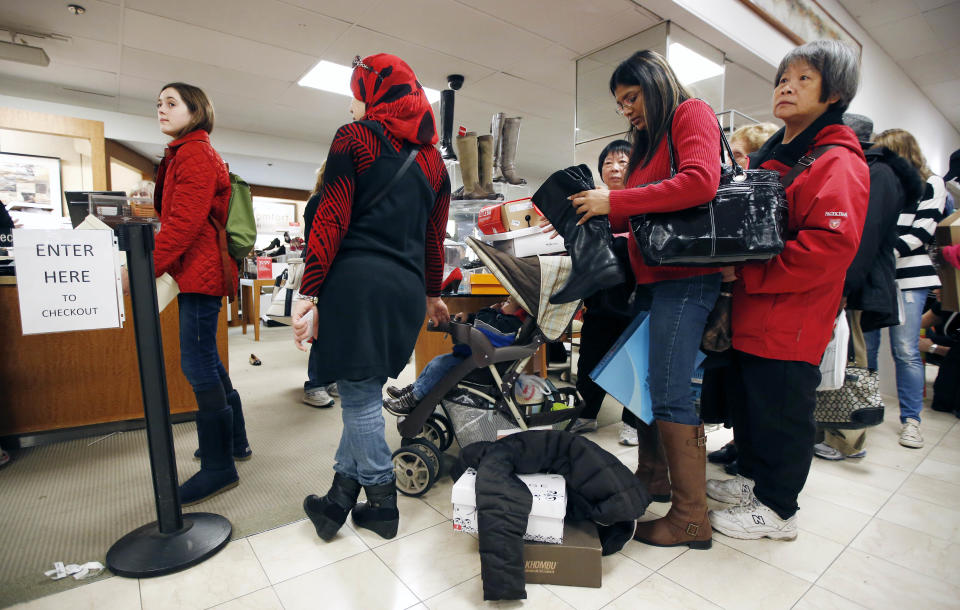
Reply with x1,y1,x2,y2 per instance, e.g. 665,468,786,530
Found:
501,199,545,231
468,272,508,295
478,203,507,235
481,225,565,258
451,468,566,544
523,521,602,588
936,210,960,312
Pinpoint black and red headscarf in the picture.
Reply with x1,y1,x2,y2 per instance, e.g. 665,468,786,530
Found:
350,53,438,147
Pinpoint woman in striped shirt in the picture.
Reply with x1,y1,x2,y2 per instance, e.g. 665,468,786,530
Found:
864,128,947,449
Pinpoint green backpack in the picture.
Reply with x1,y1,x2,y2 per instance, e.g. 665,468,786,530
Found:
225,173,256,260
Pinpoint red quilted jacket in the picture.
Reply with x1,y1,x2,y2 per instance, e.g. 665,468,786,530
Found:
153,130,234,296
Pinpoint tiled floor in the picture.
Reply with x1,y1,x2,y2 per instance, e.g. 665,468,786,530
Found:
11,397,960,609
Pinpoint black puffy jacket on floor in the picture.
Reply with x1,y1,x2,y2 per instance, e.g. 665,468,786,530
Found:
457,430,651,601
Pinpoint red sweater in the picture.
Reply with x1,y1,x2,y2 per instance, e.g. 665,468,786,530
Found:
608,98,721,284
153,130,234,296
732,124,869,365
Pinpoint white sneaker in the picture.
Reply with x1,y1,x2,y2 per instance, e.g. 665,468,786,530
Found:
709,497,798,540
303,387,334,408
326,383,339,398
813,442,844,460
568,418,597,434
619,422,639,446
706,475,755,505
899,418,924,448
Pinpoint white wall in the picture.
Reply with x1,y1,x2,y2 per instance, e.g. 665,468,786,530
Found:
660,0,960,174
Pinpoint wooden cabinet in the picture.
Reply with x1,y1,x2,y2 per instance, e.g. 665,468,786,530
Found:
0,283,227,436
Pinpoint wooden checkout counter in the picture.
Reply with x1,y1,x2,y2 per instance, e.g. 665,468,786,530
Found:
0,276,227,437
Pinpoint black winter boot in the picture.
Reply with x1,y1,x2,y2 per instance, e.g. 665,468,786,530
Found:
531,165,627,304
180,399,239,506
194,389,252,461
352,481,399,540
439,89,457,160
303,473,362,541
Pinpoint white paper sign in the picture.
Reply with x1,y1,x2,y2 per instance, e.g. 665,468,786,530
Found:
13,228,124,335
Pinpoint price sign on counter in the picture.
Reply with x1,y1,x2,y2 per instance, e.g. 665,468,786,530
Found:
13,228,124,335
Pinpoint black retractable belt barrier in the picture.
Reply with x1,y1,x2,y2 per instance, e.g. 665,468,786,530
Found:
105,222,231,578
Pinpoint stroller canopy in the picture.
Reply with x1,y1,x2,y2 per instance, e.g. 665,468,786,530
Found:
466,237,580,341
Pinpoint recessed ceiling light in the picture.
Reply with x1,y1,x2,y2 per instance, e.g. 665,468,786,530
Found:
668,42,724,86
298,60,441,104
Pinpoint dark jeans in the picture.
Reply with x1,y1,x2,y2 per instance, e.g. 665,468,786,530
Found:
647,274,721,425
178,293,233,402
305,340,332,392
576,312,636,426
729,350,821,520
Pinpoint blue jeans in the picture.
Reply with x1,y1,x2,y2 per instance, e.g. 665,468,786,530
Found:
304,341,332,392
413,353,465,400
864,287,927,422
646,274,721,425
178,293,230,394
334,377,394,486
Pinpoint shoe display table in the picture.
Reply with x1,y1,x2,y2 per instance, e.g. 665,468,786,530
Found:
239,278,274,342
0,279,228,436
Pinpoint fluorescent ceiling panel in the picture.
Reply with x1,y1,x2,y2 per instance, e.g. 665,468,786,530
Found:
298,60,440,104
668,42,724,86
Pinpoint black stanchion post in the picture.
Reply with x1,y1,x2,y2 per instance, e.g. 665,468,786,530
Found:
106,222,232,578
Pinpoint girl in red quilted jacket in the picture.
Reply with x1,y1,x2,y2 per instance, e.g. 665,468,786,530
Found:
154,82,251,506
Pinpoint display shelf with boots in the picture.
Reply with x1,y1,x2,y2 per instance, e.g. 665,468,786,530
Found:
532,164,626,304
304,472,363,541
180,403,240,507
352,480,400,539
499,117,527,185
634,421,670,502
633,421,712,549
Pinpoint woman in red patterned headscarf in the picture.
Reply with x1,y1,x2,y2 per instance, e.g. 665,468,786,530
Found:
292,53,451,542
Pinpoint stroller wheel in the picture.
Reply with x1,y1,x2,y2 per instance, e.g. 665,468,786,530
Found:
423,413,454,451
402,437,441,478
392,446,435,497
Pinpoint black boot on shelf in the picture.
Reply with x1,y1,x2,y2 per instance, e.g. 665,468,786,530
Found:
439,89,457,161
180,399,239,506
531,164,626,304
352,481,400,540
303,472,363,541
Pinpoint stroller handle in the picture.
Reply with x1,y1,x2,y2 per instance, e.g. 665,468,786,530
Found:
426,320,452,333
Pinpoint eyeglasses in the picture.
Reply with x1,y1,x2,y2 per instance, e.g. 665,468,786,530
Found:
615,91,640,116
352,55,382,79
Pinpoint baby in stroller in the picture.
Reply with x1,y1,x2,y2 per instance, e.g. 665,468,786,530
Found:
383,296,528,416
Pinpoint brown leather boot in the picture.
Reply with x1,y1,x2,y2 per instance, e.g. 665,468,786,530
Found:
634,421,712,549
634,421,671,502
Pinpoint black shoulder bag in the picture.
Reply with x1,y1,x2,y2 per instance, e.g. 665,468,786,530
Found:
630,119,834,267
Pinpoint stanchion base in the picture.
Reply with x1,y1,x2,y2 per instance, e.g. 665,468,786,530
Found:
106,513,232,578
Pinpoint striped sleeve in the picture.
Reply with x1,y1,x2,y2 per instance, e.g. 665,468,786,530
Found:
896,176,946,258
420,152,451,296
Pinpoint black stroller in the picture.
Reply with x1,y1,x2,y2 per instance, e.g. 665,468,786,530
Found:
390,237,585,496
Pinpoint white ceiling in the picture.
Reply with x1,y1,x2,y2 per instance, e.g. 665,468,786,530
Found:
0,0,954,190
835,0,960,129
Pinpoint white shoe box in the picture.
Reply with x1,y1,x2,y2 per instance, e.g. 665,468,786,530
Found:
480,225,565,258
451,467,566,544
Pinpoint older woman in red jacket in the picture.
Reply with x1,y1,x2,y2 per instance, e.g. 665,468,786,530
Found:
706,41,869,541
154,82,251,506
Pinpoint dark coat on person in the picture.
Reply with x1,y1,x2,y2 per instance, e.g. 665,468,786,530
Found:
458,431,651,601
845,147,924,331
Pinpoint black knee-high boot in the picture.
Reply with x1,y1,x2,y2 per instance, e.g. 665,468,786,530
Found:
532,165,627,304
304,473,362,541
352,481,399,540
180,388,239,506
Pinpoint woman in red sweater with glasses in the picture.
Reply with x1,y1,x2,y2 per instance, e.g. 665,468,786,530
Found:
567,50,722,550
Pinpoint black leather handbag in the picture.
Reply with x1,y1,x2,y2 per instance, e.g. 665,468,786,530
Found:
631,120,791,267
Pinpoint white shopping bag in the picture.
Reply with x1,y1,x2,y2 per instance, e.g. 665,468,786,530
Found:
817,311,849,391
